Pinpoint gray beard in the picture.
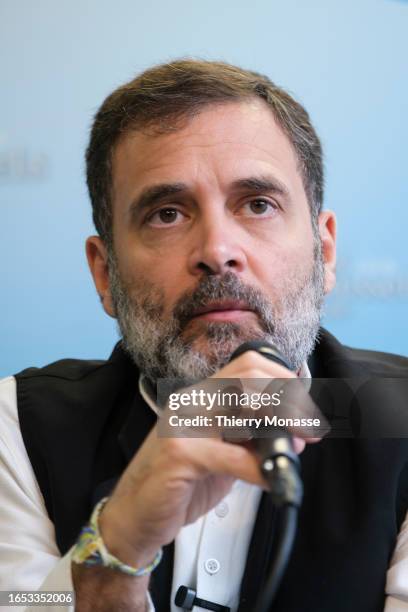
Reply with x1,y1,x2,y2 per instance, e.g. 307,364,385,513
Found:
108,244,325,383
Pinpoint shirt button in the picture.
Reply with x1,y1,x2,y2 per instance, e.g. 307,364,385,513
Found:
215,501,229,518
204,558,221,575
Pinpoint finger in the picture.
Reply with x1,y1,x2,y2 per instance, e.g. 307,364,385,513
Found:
292,436,306,454
213,350,296,380
162,435,270,490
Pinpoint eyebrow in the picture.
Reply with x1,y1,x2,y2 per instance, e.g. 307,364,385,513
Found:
128,175,291,220
229,176,291,199
129,182,188,220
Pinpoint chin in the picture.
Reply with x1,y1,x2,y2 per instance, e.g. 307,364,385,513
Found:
185,321,267,358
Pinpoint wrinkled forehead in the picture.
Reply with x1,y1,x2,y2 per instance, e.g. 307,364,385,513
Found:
110,100,308,218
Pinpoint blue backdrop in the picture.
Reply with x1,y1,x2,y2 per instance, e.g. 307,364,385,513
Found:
1,0,407,376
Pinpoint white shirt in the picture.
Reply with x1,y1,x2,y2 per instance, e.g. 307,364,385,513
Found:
0,374,407,611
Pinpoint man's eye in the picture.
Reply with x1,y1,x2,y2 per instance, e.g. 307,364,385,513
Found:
147,207,184,226
242,199,277,216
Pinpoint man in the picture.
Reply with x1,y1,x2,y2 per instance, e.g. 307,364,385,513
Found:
0,59,407,611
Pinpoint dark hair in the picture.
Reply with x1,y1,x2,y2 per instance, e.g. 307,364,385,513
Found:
86,59,324,246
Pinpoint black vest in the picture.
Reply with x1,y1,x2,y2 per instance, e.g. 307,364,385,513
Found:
15,330,408,612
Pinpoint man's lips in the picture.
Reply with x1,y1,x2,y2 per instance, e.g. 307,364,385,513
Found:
190,301,255,322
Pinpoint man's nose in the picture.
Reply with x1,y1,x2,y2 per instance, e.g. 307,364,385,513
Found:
187,216,248,276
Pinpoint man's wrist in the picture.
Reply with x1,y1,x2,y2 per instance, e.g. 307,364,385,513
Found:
73,497,162,576
98,500,161,569
72,562,151,612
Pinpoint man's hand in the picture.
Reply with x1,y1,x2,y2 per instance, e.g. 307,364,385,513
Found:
72,351,320,610
98,351,313,566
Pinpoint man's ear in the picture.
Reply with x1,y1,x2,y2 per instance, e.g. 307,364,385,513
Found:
318,210,337,294
85,236,116,318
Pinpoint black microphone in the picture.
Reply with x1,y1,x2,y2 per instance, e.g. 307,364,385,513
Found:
228,341,302,508
175,586,230,611
229,340,293,371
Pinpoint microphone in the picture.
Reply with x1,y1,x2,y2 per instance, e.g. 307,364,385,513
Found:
229,340,293,371
228,341,302,508
175,586,230,611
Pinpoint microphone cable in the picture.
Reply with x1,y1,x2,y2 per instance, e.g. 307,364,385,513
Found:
228,341,303,612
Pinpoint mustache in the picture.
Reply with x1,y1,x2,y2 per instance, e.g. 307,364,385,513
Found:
172,272,275,332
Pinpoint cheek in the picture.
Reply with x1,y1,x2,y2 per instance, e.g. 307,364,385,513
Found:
251,240,315,291
116,242,189,309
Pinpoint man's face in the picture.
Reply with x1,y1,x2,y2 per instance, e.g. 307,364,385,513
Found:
93,100,335,381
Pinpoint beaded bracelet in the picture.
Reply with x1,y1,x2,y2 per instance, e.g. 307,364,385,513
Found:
72,496,163,577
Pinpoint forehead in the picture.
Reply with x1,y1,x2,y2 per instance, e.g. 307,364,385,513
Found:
111,99,307,215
